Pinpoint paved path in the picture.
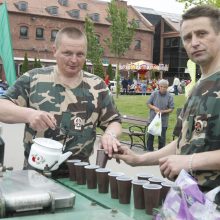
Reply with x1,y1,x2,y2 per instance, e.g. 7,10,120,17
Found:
0,123,162,179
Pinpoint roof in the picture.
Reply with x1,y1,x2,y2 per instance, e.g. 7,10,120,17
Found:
0,0,154,32
136,6,181,31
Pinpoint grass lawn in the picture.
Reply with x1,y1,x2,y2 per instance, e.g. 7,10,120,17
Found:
113,94,187,146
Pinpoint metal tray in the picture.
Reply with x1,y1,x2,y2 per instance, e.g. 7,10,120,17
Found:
0,170,75,217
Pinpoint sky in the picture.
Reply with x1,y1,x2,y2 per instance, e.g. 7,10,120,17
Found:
99,0,185,14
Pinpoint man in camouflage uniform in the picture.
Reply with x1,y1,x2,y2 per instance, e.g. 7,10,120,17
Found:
114,5,220,205
0,27,121,177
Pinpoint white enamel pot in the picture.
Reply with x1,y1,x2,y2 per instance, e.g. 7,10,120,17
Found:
28,138,72,171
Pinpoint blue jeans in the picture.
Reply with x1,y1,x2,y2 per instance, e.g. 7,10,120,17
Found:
146,127,167,151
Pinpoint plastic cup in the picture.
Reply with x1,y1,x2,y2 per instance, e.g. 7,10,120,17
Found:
132,179,149,209
116,176,132,204
137,173,153,181
66,159,81,181
108,172,125,199
85,164,100,189
74,162,89,185
96,149,109,168
143,183,162,215
96,168,111,193
160,181,174,205
148,177,164,185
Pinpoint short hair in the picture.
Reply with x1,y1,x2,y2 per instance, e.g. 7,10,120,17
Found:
181,5,220,33
54,27,87,48
159,79,169,86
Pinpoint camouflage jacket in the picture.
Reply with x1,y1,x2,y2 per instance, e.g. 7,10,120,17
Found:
174,72,220,192
1,66,121,161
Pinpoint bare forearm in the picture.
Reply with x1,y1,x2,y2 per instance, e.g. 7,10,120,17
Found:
135,140,177,166
0,99,33,124
192,150,220,171
105,121,122,138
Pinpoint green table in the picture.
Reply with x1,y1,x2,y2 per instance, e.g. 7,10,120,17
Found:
57,178,152,220
4,178,152,220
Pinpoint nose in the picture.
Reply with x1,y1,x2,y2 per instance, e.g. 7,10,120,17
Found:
191,35,200,47
70,54,77,62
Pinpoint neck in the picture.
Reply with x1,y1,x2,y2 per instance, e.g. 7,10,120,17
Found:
200,57,220,79
57,70,83,87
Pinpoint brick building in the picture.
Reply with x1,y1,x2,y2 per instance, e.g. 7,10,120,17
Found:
0,0,154,79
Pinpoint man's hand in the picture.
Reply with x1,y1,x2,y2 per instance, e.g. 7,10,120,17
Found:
27,110,57,131
159,155,190,180
112,145,140,166
100,132,121,157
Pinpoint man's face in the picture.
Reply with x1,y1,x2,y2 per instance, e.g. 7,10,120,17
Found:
159,84,168,94
53,35,86,77
181,17,220,67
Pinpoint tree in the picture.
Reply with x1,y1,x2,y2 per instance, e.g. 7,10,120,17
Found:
176,0,220,9
37,59,42,68
84,16,104,79
105,0,137,97
107,64,114,80
21,52,29,74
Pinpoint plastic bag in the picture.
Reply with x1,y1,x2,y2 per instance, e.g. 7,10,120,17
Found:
147,112,162,136
155,170,220,220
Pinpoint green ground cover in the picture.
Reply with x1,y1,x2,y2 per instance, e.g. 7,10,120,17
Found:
113,94,186,146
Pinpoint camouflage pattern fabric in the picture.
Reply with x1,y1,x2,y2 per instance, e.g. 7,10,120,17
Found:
174,72,220,193
0,65,121,163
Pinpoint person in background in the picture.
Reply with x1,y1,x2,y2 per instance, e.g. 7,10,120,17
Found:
173,77,180,95
146,79,174,151
113,5,220,206
104,73,110,89
121,77,128,95
0,27,122,178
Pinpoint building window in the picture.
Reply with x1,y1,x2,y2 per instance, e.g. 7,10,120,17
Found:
51,29,58,41
89,13,100,22
164,22,173,32
20,26,28,38
14,1,28,11
67,9,80,19
164,38,171,48
78,3,87,10
134,40,141,50
36,28,44,39
46,6,58,15
58,0,68,6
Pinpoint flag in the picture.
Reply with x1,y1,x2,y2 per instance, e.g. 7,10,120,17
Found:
0,3,16,86
185,59,196,98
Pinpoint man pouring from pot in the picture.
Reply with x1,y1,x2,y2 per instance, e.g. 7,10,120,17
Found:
0,27,121,177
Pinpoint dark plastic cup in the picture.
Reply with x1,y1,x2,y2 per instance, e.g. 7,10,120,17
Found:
143,183,162,215
85,164,100,189
148,177,164,185
96,149,109,168
132,179,149,209
108,172,125,199
116,176,132,204
96,168,111,193
74,162,89,185
160,181,174,205
137,173,153,181
66,159,81,181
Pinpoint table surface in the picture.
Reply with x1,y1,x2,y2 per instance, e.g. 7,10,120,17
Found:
4,178,153,220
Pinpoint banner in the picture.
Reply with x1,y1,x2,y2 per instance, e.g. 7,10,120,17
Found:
0,3,16,86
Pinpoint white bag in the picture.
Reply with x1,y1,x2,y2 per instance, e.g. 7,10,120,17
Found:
147,112,162,136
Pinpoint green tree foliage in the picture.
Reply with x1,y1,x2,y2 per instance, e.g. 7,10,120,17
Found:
33,58,42,68
37,59,42,68
21,52,29,74
84,16,104,79
83,62,88,72
105,0,137,97
107,64,114,80
176,0,220,9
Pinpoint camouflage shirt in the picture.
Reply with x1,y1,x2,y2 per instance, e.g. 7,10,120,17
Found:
1,66,121,161
174,72,220,192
